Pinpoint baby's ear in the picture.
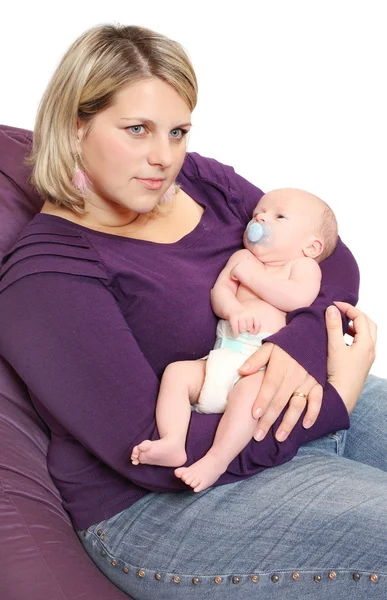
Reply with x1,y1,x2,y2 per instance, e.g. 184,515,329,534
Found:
304,237,323,259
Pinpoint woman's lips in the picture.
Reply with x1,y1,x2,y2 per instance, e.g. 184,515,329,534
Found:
136,178,165,190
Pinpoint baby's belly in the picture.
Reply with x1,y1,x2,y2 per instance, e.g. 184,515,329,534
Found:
237,288,287,333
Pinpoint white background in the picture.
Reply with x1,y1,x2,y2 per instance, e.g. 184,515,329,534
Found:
1,1,386,377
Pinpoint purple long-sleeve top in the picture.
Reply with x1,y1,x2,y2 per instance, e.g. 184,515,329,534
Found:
0,153,359,530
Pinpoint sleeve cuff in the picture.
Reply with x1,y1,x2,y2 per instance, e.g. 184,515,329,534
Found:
265,317,328,385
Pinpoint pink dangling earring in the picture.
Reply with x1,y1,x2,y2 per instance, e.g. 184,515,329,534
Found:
72,157,89,195
158,184,176,204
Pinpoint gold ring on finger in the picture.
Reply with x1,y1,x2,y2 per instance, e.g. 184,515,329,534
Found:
291,392,307,399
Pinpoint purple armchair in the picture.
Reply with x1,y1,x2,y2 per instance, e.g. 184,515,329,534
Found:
0,125,129,600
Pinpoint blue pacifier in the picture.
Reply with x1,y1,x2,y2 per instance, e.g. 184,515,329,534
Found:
246,219,272,246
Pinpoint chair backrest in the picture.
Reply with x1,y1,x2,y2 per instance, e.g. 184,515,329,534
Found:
0,124,43,262
0,123,50,475
0,122,50,449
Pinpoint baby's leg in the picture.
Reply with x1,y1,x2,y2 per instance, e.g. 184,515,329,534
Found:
131,360,205,467
175,370,264,491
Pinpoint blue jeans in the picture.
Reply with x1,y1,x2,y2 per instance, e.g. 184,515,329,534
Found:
77,375,387,599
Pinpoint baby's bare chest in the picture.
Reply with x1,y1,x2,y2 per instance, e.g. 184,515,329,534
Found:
264,262,293,280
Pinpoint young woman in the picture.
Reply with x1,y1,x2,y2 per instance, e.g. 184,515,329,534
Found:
0,24,385,599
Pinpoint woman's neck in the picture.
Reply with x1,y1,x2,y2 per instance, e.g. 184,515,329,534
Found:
40,190,204,243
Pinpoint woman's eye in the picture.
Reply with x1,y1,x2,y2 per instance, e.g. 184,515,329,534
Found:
170,128,186,139
128,125,146,135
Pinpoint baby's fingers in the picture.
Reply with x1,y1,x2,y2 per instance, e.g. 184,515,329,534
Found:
229,317,240,338
251,317,261,335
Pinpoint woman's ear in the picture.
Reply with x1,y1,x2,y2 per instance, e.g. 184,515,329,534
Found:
303,236,323,259
76,118,85,144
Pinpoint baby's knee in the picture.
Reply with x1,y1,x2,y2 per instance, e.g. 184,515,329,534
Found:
163,361,188,380
163,360,204,381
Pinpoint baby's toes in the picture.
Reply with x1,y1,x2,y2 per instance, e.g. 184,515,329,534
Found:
191,477,202,490
182,473,194,485
131,447,140,465
174,467,184,479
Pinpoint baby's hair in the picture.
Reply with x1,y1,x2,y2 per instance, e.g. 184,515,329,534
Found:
316,201,338,263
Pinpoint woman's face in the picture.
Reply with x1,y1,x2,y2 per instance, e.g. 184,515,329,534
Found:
77,78,192,222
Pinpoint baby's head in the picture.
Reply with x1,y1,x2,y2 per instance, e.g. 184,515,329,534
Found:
244,188,338,264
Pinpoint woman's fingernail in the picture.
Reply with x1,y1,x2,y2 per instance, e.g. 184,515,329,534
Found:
276,431,288,442
327,306,338,318
241,363,251,372
254,407,263,419
303,419,313,428
254,429,265,442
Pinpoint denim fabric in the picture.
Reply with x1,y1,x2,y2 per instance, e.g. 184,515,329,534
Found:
78,374,387,599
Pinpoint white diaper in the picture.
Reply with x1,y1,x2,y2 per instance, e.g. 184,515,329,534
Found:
195,320,271,414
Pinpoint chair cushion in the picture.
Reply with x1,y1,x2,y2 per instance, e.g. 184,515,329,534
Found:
0,360,128,599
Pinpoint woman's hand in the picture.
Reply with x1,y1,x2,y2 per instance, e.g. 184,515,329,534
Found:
325,301,377,413
239,343,323,442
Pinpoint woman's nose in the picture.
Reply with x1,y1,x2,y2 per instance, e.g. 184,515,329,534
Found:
148,137,173,168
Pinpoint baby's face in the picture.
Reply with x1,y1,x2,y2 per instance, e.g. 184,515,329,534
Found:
244,189,323,262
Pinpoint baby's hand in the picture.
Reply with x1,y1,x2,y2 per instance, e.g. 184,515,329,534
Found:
231,255,262,283
229,309,261,337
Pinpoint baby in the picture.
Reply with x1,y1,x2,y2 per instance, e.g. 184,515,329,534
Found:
131,188,338,492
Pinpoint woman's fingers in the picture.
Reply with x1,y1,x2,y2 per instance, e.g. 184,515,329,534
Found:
326,303,377,414
333,301,377,351
251,350,307,439
368,318,377,344
334,301,377,343
334,300,365,320
325,305,345,350
302,382,323,429
239,342,273,377
250,348,281,420
240,343,324,443
252,369,284,429
255,376,321,442
259,390,307,442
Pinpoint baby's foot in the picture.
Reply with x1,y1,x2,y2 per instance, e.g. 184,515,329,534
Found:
131,439,187,467
175,453,227,492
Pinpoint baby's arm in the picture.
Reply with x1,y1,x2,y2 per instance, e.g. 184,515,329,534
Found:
232,256,322,312
210,249,251,319
211,249,263,336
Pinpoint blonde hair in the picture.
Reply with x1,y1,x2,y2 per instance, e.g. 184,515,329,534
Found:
27,24,198,212
316,202,338,263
